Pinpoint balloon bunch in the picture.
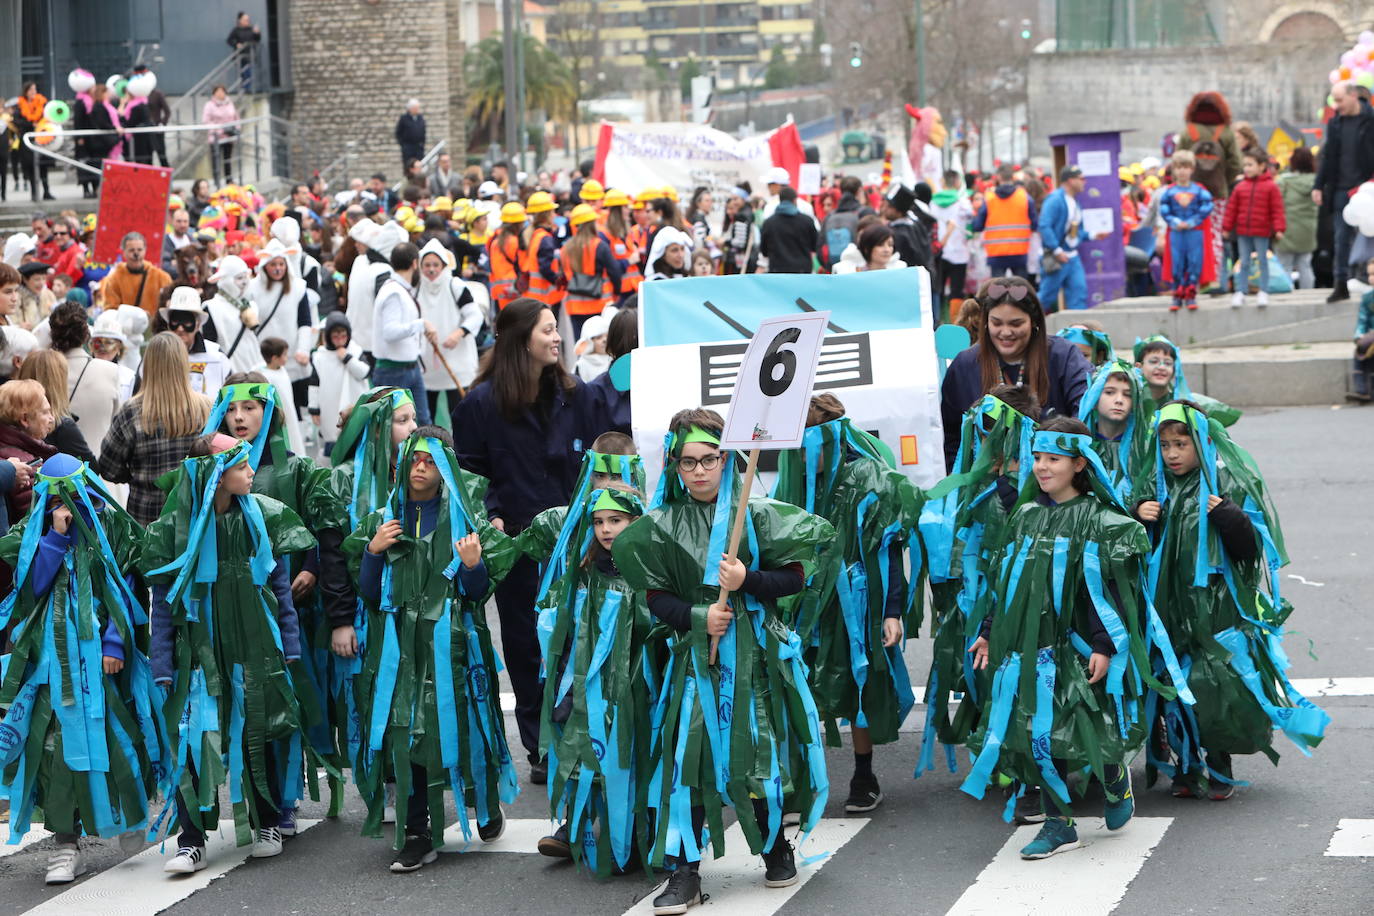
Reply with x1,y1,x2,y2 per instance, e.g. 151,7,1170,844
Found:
1328,30,1374,101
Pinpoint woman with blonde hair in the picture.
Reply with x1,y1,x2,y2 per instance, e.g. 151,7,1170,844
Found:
97,331,211,525
16,349,95,463
0,378,56,521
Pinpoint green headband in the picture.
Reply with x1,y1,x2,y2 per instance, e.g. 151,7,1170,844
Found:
391,389,415,408
591,488,642,515
411,439,433,456
1156,403,1192,427
980,395,1028,430
590,450,637,475
221,381,274,405
675,425,721,451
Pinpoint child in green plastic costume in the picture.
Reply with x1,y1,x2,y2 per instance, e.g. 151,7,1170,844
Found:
143,434,317,872
771,393,924,815
519,432,659,876
918,384,1039,803
1133,401,1328,799
344,427,520,874
1055,324,1115,367
204,374,357,829
0,453,168,886
963,416,1190,860
1134,335,1241,427
613,408,834,915
1076,358,1152,497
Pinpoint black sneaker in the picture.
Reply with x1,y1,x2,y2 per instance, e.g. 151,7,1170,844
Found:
537,822,572,859
843,775,883,813
529,757,548,786
478,807,505,842
761,838,797,888
652,863,702,915
1014,792,1046,825
389,834,437,873
1327,281,1351,303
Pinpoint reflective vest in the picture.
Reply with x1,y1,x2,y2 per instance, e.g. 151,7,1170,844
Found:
982,187,1033,257
563,239,610,316
487,232,524,309
523,226,563,306
627,224,652,272
605,231,640,296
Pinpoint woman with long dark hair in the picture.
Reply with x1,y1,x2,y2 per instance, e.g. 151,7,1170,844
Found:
938,276,1093,468
453,297,590,784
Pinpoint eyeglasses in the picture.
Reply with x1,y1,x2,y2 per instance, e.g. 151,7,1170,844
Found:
986,281,1031,302
674,454,722,472
1142,357,1175,369
52,231,68,237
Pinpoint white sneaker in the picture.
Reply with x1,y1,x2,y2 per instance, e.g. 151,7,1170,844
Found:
383,784,396,824
1256,290,1269,307
251,826,283,858
1230,290,1244,308
45,843,86,884
164,845,207,874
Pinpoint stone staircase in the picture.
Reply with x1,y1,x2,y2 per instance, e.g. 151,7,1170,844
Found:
1047,288,1354,407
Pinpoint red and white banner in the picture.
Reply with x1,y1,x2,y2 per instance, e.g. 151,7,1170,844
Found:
592,121,804,199
94,160,172,264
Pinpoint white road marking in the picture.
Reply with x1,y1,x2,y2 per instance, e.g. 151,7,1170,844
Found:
1286,574,1325,587
946,817,1172,916
621,818,869,916
439,817,552,854
1289,677,1374,698
0,828,49,858
21,818,319,916
1325,819,1374,857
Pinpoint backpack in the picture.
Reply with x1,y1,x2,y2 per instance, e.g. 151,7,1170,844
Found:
822,209,860,268
1187,123,1225,173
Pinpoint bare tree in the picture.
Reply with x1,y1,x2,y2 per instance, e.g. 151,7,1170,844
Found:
545,1,604,154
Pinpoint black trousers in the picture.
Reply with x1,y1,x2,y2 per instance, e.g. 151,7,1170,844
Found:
176,749,280,848
493,551,542,761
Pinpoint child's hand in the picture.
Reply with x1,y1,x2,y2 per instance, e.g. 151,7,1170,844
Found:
52,505,72,535
455,532,482,568
1087,652,1110,684
335,347,349,361
368,520,403,555
718,555,747,592
882,617,903,648
331,624,358,658
706,601,733,636
291,569,317,601
294,351,310,367
1206,494,1223,512
102,655,124,675
1136,500,1161,523
969,636,989,670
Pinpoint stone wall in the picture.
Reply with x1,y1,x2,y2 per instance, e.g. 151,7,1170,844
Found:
1027,38,1343,162
287,0,465,181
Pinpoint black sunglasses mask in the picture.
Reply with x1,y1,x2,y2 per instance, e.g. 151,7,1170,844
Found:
167,313,199,332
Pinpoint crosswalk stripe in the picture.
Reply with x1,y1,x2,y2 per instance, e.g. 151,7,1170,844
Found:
1289,677,1374,698
0,829,49,858
946,817,1172,916
20,818,319,916
439,817,550,854
621,818,869,916
1324,819,1374,856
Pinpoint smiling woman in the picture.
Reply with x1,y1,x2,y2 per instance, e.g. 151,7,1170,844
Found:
939,277,1094,470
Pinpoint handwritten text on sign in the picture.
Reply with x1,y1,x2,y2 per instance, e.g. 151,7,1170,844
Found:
94,160,173,264
720,311,830,451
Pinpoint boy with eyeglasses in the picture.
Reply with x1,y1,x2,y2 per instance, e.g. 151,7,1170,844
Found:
1132,335,1241,426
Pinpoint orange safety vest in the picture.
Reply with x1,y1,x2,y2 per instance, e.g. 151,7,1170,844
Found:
604,231,641,296
487,233,524,310
982,187,1033,257
563,239,610,316
627,224,652,272
523,226,563,306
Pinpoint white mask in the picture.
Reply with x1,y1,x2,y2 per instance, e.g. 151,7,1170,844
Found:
221,272,250,299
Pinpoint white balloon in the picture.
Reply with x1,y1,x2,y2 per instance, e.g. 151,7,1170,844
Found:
127,72,157,98
67,69,95,94
1361,30,1374,46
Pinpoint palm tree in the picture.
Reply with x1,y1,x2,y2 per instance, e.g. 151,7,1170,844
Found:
466,32,576,146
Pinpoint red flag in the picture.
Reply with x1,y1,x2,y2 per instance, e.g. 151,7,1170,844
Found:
767,121,805,187
591,123,615,185
94,160,172,264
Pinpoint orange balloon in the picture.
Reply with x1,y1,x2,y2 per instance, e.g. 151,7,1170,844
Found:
1341,66,1353,79
1367,49,1374,61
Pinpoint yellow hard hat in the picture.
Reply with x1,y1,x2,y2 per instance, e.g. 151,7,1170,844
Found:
630,194,645,210
395,205,416,223
526,190,555,213
579,179,605,201
570,203,599,227
603,188,630,208
638,185,661,201
1118,166,1134,182
433,196,454,210
663,185,679,202
500,202,527,224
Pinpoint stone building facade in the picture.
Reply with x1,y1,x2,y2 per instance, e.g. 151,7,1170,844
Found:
288,0,469,181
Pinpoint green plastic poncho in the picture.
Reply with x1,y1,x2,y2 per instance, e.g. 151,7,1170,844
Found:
519,450,657,877
1133,403,1328,787
917,394,1037,773
342,434,520,849
0,456,169,843
1076,359,1152,496
205,380,355,813
1056,326,1116,366
960,430,1188,815
772,417,925,747
141,440,317,847
612,429,835,867
332,386,415,528
1133,335,1241,427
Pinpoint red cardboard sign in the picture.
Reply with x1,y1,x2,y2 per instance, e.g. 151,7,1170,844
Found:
94,160,173,264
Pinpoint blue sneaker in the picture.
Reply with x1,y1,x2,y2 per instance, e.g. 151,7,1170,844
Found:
1104,767,1134,831
1019,818,1080,859
279,807,298,837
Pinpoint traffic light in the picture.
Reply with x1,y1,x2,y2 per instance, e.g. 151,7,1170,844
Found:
849,42,862,68
1019,18,1032,39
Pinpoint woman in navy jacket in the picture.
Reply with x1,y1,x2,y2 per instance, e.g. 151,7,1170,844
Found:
453,297,590,782
940,277,1093,470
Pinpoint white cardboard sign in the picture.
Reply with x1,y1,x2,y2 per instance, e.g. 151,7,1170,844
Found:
720,311,830,451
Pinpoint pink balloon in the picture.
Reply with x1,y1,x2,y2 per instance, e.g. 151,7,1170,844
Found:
1361,30,1374,45
1332,68,1343,83
1342,50,1357,67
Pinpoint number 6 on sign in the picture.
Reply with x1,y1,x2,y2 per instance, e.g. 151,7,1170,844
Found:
721,311,829,450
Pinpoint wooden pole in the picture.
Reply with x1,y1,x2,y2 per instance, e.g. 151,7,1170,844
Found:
709,447,760,665
429,338,466,399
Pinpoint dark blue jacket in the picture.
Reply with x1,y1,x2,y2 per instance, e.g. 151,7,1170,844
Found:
453,376,590,532
940,334,1093,469
585,370,630,437
358,494,489,602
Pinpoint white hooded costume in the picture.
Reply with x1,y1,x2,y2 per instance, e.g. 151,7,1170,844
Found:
346,220,407,355
205,255,264,374
416,238,484,391
270,216,322,314
247,238,315,383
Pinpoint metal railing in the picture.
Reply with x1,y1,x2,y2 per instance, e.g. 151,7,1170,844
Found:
391,140,449,194
162,46,265,179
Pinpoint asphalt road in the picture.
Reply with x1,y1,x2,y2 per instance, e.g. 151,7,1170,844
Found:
0,406,1368,915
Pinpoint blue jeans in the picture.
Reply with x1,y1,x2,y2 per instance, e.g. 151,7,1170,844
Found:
1333,206,1358,283
1237,235,1270,292
987,254,1030,280
1038,255,1087,311
371,361,432,425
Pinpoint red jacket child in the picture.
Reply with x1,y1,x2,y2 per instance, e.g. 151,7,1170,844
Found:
1223,171,1286,238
